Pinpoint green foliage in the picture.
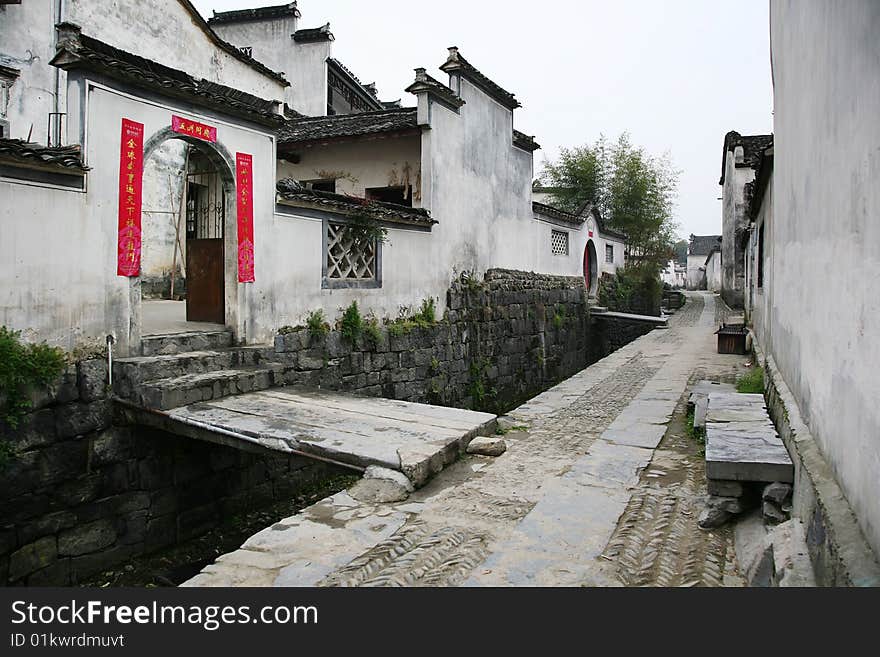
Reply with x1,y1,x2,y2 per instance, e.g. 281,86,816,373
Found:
346,210,388,249
339,301,363,344
468,357,496,412
416,297,436,324
673,239,688,266
385,298,438,336
0,326,66,430
363,316,382,347
685,408,706,454
306,310,330,339
552,304,566,329
598,264,663,315
736,367,765,394
429,357,442,375
540,133,679,268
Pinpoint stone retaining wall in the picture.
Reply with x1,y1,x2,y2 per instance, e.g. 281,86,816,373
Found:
0,362,339,586
590,316,657,361
274,269,592,413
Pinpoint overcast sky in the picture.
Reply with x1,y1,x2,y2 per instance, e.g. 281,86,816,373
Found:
192,0,773,240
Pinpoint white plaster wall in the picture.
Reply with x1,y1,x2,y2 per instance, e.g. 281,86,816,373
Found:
288,41,331,116
278,136,421,200
686,254,705,290
769,0,880,557
721,151,756,307
0,179,96,351
66,0,287,103
208,16,299,110
705,251,721,292
0,79,278,354
259,210,439,330
141,139,187,282
0,0,65,141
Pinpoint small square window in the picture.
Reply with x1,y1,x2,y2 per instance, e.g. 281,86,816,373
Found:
605,244,614,263
551,229,569,255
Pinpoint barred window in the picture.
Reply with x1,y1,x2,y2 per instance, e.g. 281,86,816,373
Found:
606,244,614,263
551,229,569,255
323,221,381,288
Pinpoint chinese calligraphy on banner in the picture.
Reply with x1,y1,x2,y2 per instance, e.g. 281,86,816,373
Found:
236,152,255,283
171,115,217,142
117,118,144,277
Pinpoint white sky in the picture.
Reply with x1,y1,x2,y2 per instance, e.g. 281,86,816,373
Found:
191,0,773,240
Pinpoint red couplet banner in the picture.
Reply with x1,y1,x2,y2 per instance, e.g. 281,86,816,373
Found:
236,152,255,283
171,114,217,142
117,118,144,277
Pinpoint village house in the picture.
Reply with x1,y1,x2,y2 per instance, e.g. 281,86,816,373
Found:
718,130,773,308
703,242,721,293
736,0,880,571
0,0,614,359
685,234,720,290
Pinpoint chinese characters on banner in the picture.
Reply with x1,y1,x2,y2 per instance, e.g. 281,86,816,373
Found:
171,115,217,142
117,118,144,277
236,152,255,283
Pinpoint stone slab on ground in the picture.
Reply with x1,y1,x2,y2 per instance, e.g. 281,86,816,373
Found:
705,392,793,483
165,387,497,486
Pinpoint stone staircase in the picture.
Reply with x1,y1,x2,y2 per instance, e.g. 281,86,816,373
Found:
115,330,286,411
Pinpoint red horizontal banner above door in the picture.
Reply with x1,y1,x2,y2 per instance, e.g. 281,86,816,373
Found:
171,115,217,142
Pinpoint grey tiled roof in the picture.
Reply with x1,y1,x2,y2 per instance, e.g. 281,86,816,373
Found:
534,201,628,240
405,69,465,109
440,47,520,110
327,58,384,111
208,3,300,24
513,129,540,152
293,24,334,43
276,179,435,227
50,24,284,127
0,139,88,172
689,234,722,256
277,107,419,146
719,131,774,184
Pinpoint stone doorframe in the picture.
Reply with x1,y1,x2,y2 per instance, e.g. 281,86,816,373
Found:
127,127,242,355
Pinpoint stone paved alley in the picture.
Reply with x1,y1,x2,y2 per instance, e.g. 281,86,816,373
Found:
184,293,750,587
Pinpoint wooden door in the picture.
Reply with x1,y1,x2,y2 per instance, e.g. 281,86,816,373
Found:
186,238,224,323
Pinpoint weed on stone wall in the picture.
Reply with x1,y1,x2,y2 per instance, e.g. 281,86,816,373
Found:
339,302,363,344
306,309,330,341
0,326,66,437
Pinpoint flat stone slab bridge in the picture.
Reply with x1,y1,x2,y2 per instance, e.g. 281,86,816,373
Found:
120,387,497,487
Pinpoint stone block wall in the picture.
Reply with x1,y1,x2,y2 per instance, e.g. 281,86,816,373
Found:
274,269,592,413
590,316,657,362
0,360,340,586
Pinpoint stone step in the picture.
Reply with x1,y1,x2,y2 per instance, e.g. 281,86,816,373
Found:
141,330,233,356
135,364,285,410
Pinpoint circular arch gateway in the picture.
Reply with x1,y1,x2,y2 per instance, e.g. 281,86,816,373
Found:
584,239,598,296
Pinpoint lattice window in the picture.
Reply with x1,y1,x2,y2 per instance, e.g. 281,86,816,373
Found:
551,229,569,255
606,244,614,263
326,222,377,281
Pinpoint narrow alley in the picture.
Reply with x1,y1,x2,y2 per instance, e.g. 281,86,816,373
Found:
184,292,750,587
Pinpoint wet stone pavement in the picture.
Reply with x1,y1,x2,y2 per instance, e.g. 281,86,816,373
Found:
184,292,750,587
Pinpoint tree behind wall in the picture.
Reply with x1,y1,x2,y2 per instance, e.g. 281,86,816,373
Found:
540,133,679,269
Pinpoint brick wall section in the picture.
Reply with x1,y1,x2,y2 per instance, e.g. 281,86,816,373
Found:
0,361,340,586
275,269,592,413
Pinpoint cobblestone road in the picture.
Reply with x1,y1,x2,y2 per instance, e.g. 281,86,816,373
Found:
185,292,750,587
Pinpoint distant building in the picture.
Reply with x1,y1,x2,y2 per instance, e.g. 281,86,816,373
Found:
718,131,773,308
686,234,721,290
704,245,721,292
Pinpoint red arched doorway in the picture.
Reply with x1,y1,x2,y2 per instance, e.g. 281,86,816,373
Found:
583,239,598,296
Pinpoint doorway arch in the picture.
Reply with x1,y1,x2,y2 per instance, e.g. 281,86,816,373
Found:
584,239,598,297
129,127,239,352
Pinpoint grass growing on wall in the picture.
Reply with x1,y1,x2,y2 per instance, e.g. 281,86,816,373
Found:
0,326,67,468
306,310,330,340
339,302,364,344
736,367,765,394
